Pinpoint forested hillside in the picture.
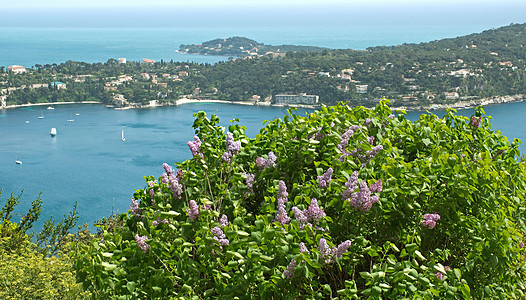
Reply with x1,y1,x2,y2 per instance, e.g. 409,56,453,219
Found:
2,23,526,108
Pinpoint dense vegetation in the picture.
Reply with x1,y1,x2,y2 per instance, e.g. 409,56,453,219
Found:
0,190,89,299
179,36,328,57
2,23,526,107
70,100,526,298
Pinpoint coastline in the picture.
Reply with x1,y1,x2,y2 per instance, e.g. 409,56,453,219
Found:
2,95,525,112
397,94,525,112
130,98,321,110
2,101,101,110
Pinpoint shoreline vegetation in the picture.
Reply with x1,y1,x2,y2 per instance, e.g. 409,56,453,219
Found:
2,94,525,112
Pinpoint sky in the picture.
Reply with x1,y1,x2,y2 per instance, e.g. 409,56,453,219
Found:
1,0,525,28
1,0,522,7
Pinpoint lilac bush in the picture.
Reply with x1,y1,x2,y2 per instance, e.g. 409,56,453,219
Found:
79,102,526,299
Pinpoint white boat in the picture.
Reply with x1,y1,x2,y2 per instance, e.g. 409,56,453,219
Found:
50,127,57,136
15,160,22,165
75,113,80,116
47,106,54,110
67,119,75,122
25,121,30,124
122,130,125,142
38,110,44,119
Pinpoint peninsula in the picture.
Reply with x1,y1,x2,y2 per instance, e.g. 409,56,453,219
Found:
178,36,328,57
2,23,526,110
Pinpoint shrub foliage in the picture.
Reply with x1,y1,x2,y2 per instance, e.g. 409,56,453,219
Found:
74,100,526,298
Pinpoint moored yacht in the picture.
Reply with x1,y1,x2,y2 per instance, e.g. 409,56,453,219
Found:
50,127,57,136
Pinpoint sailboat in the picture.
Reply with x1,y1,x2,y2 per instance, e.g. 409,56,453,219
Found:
67,114,75,122
122,129,125,142
38,110,44,119
15,160,22,165
50,127,57,137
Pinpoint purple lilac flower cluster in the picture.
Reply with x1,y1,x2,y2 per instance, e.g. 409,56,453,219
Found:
187,136,204,158
211,226,229,249
338,125,360,162
284,242,310,279
187,200,200,221
389,114,395,119
152,217,169,226
317,238,351,263
317,168,333,188
241,172,255,193
309,127,326,140
365,145,383,161
162,163,183,199
421,213,440,229
130,198,141,217
435,272,445,280
256,151,277,169
365,118,372,127
283,259,297,279
341,171,382,212
135,235,150,252
470,116,482,128
299,242,310,254
275,180,290,225
222,132,241,162
219,214,229,227
292,198,326,229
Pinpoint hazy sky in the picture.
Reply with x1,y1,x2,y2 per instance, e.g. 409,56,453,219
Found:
1,0,525,28
3,0,524,7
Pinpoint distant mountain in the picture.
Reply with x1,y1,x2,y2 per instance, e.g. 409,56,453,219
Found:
179,36,328,57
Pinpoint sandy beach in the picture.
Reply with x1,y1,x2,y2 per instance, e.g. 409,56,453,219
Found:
2,101,101,109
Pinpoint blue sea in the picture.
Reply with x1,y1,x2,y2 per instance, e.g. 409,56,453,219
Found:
1,11,526,230
0,24,518,69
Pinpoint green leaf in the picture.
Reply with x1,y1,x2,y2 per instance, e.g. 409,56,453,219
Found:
227,250,244,260
101,262,117,270
237,230,250,236
126,281,136,293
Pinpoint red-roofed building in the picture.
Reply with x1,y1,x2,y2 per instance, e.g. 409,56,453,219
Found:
7,65,26,74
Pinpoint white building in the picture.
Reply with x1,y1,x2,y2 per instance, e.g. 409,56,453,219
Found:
7,65,26,74
118,58,127,64
275,93,319,105
356,84,368,94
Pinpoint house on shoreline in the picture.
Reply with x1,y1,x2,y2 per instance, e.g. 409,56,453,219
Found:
274,93,319,105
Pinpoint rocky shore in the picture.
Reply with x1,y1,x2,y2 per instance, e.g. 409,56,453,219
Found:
396,94,525,111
